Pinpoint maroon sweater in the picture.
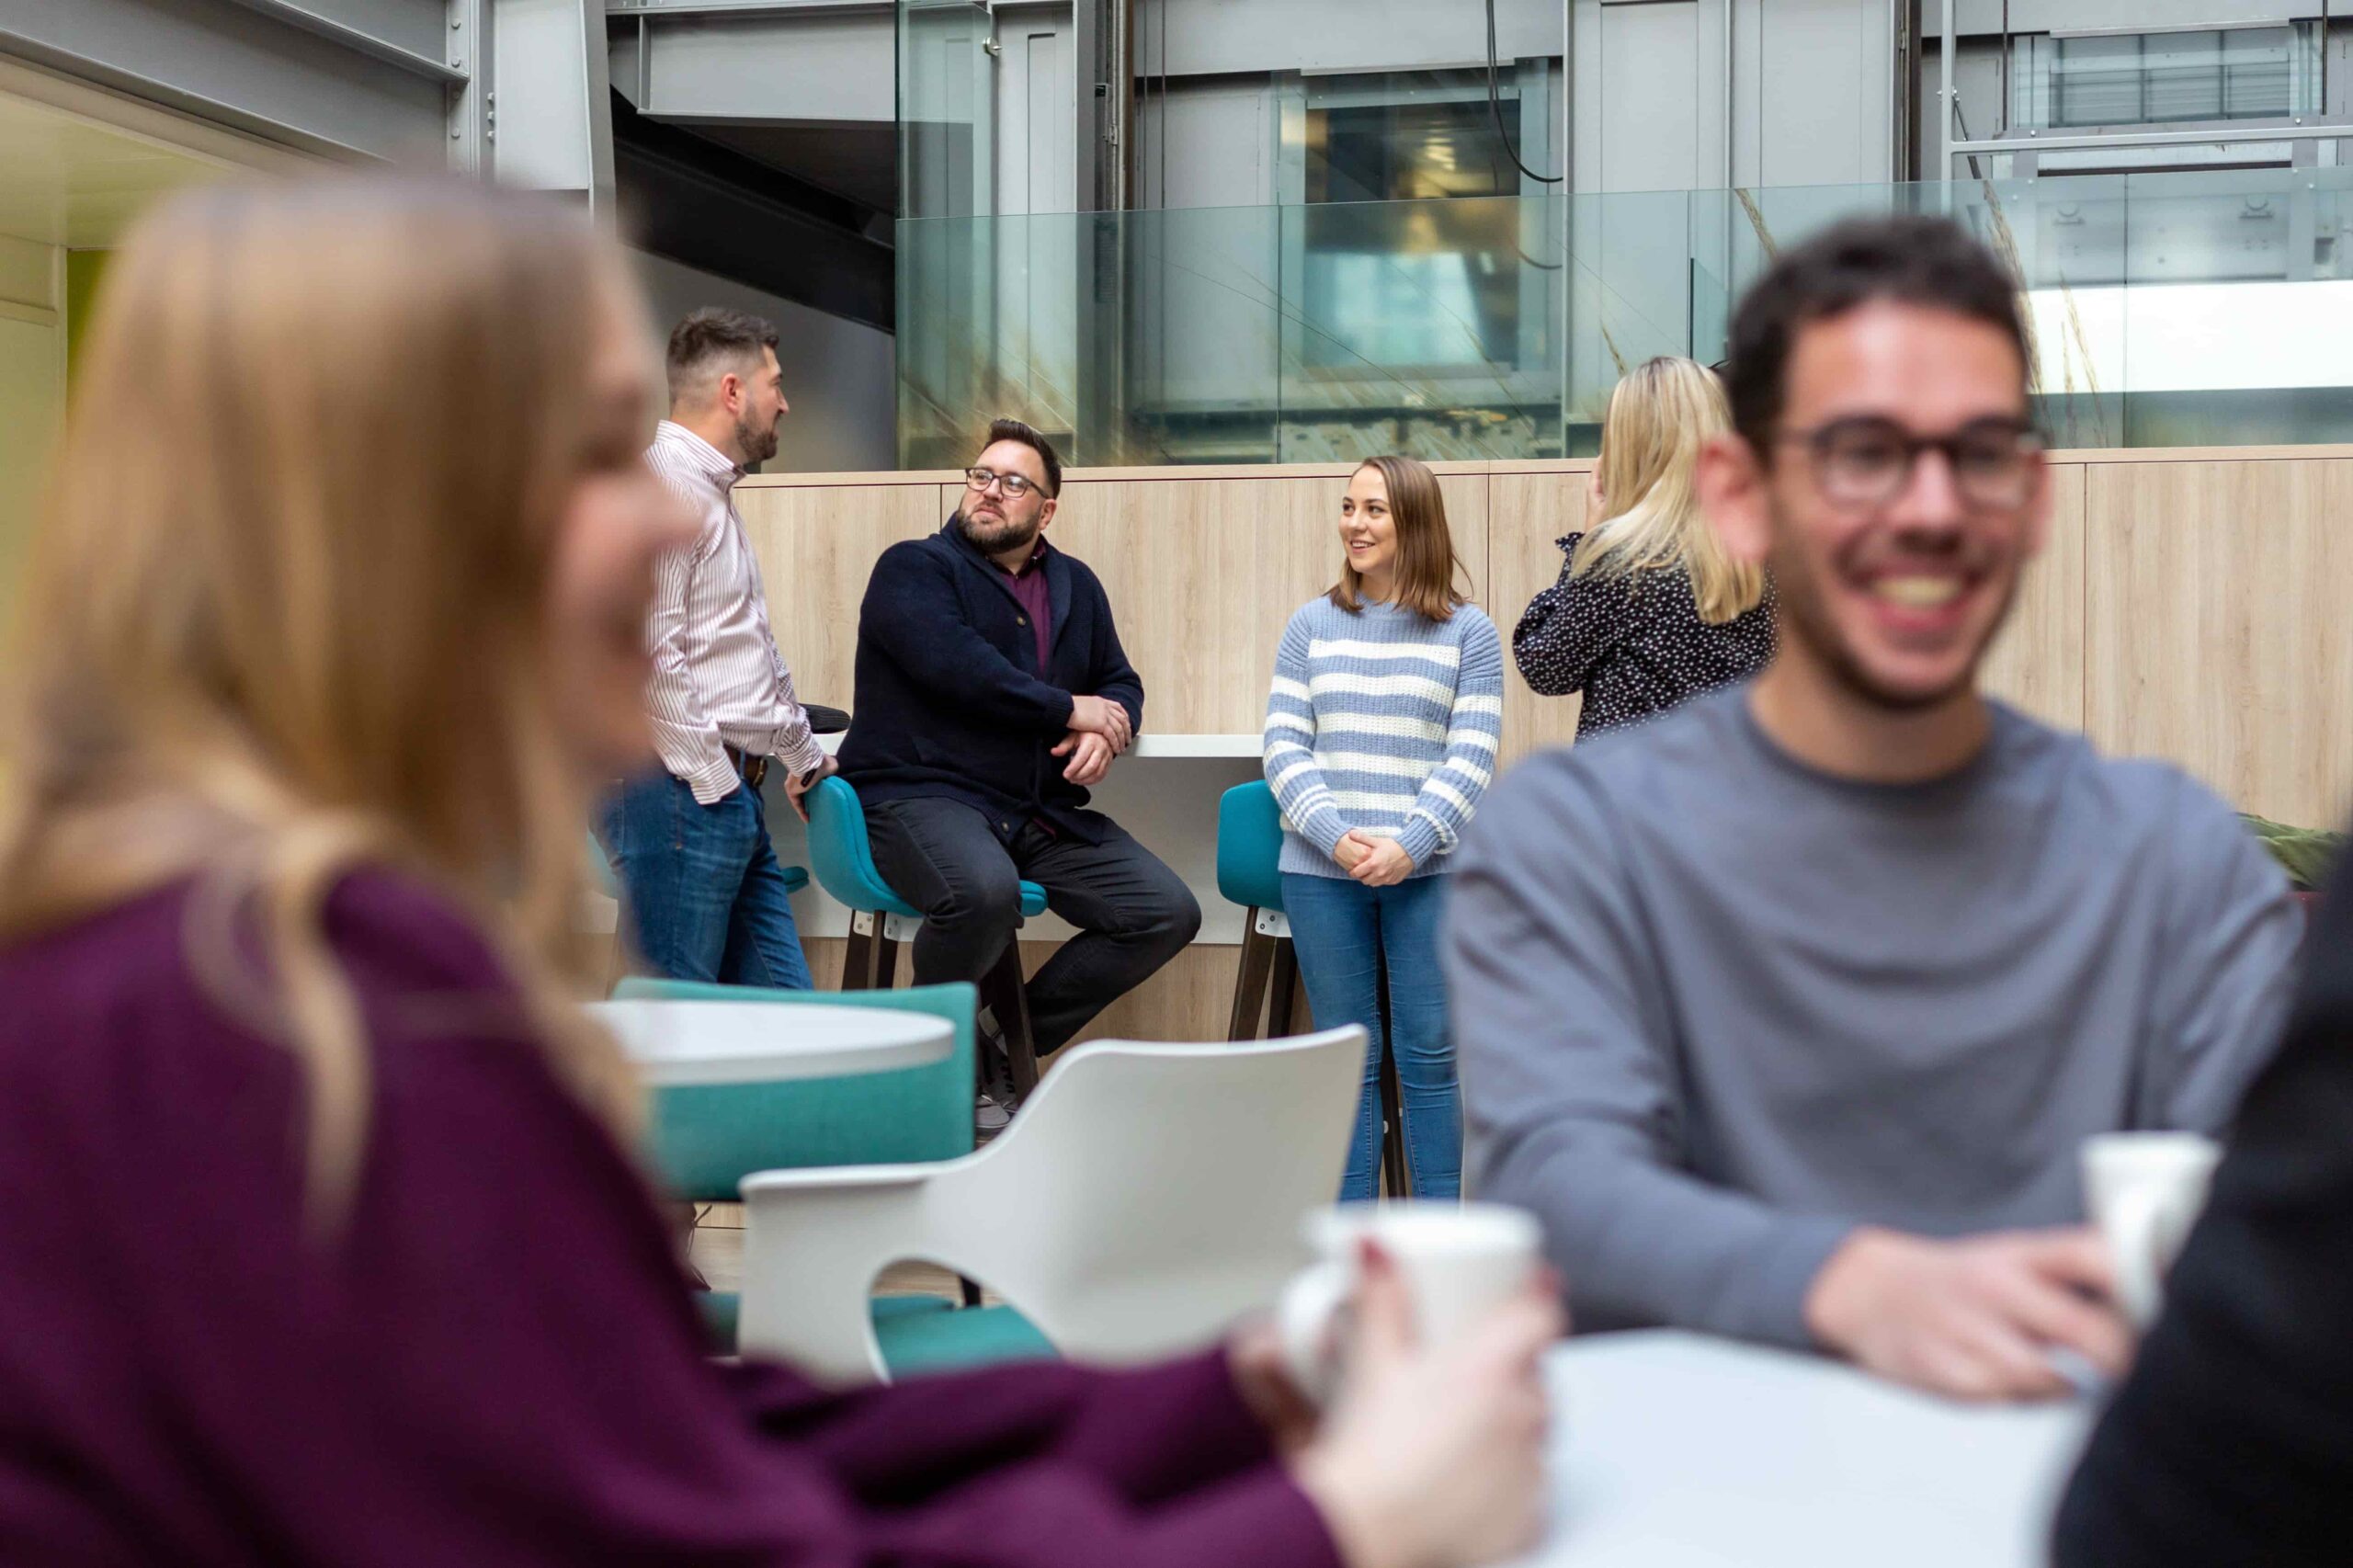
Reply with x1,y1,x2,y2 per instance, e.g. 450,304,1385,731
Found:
0,872,1341,1567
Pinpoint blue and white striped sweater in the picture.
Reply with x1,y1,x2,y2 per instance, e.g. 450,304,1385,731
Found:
1263,597,1505,880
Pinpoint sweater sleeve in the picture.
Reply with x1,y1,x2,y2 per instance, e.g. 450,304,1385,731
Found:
1262,609,1352,860
644,508,741,804
1446,761,1857,1348
1511,534,1631,698
861,543,1077,734
1392,609,1505,869
2137,777,2302,1132
2053,861,2353,1568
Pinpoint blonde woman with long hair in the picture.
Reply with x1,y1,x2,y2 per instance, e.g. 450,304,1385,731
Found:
1514,357,1774,737
0,178,1557,1567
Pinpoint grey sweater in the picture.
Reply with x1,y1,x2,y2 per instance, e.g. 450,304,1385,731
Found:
1446,687,2302,1350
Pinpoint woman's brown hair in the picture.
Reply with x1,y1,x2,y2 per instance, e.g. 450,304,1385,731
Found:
0,177,642,1229
1327,454,1470,622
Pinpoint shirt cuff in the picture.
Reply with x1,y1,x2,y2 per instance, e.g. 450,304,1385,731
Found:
775,723,828,778
657,737,741,806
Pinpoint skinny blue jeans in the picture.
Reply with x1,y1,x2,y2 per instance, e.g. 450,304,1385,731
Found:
1279,869,1461,1201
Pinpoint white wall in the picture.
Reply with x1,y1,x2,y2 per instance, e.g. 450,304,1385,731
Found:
631,250,898,474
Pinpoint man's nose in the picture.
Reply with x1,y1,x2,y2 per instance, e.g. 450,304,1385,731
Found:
1885,446,1968,535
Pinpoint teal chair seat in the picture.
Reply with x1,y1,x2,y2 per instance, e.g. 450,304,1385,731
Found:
806,778,1043,920
616,978,977,1191
867,1296,1056,1377
621,977,1056,1378
1216,780,1287,915
698,1291,1053,1376
804,776,1047,1096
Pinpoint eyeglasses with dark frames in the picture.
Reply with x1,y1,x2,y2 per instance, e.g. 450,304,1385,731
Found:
964,467,1042,499
1775,416,2045,509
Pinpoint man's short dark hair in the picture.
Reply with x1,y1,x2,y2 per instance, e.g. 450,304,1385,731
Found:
665,308,779,403
979,417,1063,498
1723,214,2030,454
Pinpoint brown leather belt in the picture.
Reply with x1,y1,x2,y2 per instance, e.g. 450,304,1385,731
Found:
725,745,767,790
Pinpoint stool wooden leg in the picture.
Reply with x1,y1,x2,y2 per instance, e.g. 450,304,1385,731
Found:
980,941,1040,1097
1227,919,1275,1040
1379,1041,1412,1199
1267,937,1301,1040
1373,946,1410,1198
841,922,881,991
872,934,901,990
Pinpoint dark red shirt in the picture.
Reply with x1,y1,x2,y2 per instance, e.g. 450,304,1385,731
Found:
991,539,1054,674
0,870,1340,1568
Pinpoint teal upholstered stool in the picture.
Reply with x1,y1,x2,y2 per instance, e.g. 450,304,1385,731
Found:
617,975,1051,1376
1216,781,1408,1196
1216,781,1300,1040
804,776,1049,1096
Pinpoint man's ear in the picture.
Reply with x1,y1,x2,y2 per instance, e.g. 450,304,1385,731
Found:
715,370,743,416
1697,431,1771,566
1035,494,1058,531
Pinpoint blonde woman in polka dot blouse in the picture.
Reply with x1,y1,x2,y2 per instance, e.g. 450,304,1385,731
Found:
1514,357,1775,738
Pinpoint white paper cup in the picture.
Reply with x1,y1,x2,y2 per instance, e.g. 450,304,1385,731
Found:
1277,1201,1542,1401
2082,1131,2222,1328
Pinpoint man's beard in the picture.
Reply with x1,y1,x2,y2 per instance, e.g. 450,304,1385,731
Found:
1765,509,2018,714
734,408,780,466
956,506,1041,556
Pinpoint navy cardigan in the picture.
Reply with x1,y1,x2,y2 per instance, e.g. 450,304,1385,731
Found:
837,520,1144,845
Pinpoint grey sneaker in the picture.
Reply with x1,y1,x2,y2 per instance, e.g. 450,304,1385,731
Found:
974,1091,1013,1138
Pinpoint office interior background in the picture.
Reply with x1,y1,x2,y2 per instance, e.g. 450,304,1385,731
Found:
5,0,2353,596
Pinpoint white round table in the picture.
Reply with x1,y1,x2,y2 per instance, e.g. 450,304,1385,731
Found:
1511,1331,2097,1568
587,1000,955,1087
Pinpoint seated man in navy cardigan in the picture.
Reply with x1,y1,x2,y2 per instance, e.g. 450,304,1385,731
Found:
838,418,1200,1121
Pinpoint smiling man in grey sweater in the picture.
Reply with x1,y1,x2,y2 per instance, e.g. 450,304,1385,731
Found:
1448,217,2302,1403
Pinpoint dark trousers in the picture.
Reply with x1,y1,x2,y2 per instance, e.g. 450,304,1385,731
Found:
865,797,1201,1054
596,769,813,988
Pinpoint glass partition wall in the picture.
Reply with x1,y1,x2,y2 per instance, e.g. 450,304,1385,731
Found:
899,166,2353,466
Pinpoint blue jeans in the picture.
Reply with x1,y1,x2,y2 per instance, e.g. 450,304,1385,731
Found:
597,768,813,989
1280,870,1460,1201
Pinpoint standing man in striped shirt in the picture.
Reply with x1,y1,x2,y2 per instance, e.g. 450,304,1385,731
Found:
597,309,829,986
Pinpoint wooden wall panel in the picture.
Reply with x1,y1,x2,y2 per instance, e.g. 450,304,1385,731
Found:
1049,479,1270,733
801,938,1246,1048
1047,471,1492,735
735,482,947,710
1485,471,1590,765
1978,461,2086,732
2085,459,2353,828
733,449,2353,835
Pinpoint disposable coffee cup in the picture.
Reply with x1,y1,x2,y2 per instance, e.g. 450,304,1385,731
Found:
1277,1201,1542,1402
2082,1131,2222,1328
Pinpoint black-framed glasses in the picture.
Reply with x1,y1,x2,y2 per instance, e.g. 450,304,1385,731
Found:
1777,416,2045,509
965,466,1041,499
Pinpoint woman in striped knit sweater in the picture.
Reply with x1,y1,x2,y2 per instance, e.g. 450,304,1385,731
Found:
1263,456,1504,1200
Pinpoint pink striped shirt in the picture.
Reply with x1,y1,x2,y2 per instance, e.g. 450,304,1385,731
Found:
642,421,827,803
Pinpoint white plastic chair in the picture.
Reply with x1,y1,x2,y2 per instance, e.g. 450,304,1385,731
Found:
737,1025,1369,1385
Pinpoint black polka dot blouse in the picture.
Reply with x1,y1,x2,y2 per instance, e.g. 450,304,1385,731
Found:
1513,532,1779,740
